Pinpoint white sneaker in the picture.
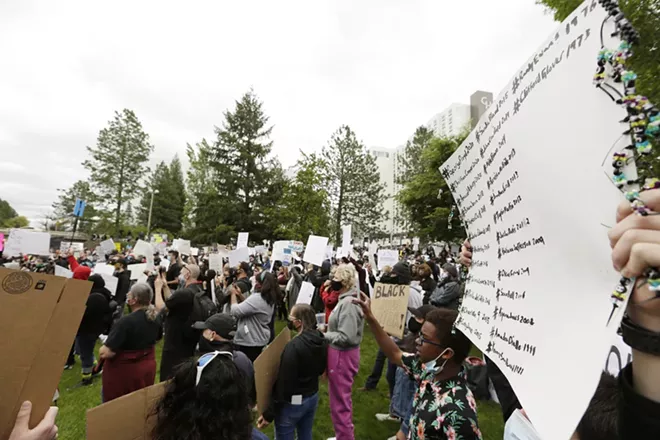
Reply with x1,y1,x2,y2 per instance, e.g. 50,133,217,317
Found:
376,413,400,422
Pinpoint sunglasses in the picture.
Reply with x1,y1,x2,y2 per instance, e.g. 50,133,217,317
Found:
196,351,233,386
417,336,444,348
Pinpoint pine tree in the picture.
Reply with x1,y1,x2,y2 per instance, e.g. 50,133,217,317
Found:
138,156,186,235
51,180,99,232
83,109,154,230
208,89,284,243
266,153,332,240
322,125,387,243
0,199,19,224
395,126,435,235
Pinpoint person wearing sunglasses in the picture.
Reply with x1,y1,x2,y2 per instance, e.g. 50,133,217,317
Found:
354,293,481,440
151,351,269,440
257,304,327,440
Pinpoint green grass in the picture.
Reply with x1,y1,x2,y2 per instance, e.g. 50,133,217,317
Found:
57,322,504,439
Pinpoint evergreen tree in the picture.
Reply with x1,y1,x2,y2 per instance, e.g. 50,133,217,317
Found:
83,109,154,230
207,89,284,243
395,126,435,235
138,156,186,235
266,153,332,240
322,125,387,243
397,135,466,243
51,180,99,232
0,199,19,224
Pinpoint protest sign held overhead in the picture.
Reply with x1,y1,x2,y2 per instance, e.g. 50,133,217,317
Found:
302,235,329,266
237,232,249,249
377,249,398,271
440,3,628,438
371,283,410,339
295,281,315,305
4,229,50,257
229,247,249,267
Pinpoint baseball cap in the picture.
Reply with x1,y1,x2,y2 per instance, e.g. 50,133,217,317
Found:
392,262,412,285
407,304,435,320
192,314,237,339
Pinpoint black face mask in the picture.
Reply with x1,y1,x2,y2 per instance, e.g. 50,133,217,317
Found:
380,275,398,285
331,280,343,291
287,320,297,331
408,317,422,334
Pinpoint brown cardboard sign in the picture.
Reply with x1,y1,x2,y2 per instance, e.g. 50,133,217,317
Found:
372,283,411,339
0,268,91,440
254,328,291,414
86,381,167,440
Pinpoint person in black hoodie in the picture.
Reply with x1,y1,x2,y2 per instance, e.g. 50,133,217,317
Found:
76,274,115,385
113,258,131,320
257,304,327,440
308,260,331,313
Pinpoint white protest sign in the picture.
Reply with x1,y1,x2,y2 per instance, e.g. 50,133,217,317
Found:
368,241,379,257
272,240,291,263
160,257,170,271
237,232,249,249
303,235,329,266
371,283,410,339
128,263,148,283
60,241,84,253
325,245,334,260
229,247,250,268
54,265,73,278
133,240,154,270
4,229,50,257
377,249,398,271
100,273,118,296
341,225,352,250
93,262,115,276
99,239,115,255
191,247,199,256
291,241,304,253
209,254,224,272
248,247,255,256
172,239,191,256
440,4,625,439
255,245,267,256
296,281,316,305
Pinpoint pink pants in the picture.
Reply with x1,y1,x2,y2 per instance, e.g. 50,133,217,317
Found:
327,346,360,440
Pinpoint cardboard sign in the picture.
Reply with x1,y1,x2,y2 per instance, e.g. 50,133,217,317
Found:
0,269,90,439
371,283,410,339
229,247,249,268
4,229,50,257
303,235,329,266
377,249,399,270
254,328,291,414
439,4,628,439
295,281,315,305
87,382,167,440
237,232,249,249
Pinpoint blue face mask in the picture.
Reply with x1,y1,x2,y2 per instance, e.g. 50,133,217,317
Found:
423,348,452,375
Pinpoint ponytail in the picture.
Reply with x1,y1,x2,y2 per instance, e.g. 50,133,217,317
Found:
146,304,158,321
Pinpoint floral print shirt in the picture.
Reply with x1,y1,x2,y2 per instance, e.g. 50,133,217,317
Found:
401,354,482,440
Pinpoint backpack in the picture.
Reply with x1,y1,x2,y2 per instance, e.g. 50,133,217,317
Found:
189,284,218,324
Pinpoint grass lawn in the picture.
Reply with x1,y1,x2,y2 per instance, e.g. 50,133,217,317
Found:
57,322,504,439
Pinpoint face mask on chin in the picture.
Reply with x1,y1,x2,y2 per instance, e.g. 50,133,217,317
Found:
423,347,452,375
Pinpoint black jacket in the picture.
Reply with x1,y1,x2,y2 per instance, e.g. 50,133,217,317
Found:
78,275,115,336
263,329,328,422
114,270,131,305
420,277,437,303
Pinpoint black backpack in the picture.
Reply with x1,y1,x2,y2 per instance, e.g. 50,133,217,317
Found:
189,284,218,324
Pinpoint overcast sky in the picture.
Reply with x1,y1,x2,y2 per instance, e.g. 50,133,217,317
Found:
0,0,558,225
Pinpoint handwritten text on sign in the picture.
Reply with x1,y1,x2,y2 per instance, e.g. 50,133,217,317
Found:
371,283,410,339
439,2,625,439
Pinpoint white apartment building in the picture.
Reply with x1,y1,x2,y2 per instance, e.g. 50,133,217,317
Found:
425,103,472,139
369,147,396,237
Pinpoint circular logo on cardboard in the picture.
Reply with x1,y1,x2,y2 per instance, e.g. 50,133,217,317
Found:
2,272,33,294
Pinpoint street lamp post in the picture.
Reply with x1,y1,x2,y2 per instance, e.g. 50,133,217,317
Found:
146,189,159,239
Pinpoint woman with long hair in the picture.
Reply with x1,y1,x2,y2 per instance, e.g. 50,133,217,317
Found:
99,282,164,402
152,354,268,440
324,264,364,440
230,270,277,362
257,304,327,440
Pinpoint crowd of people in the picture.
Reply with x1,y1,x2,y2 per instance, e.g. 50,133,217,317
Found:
3,192,660,440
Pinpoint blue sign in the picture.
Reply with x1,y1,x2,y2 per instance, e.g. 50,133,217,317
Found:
73,198,86,217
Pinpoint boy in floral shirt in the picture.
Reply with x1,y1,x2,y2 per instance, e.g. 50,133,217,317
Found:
354,293,482,440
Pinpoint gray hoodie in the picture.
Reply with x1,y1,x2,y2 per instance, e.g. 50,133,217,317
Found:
325,291,364,350
231,293,275,347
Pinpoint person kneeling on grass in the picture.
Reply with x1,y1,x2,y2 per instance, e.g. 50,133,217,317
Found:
354,293,482,440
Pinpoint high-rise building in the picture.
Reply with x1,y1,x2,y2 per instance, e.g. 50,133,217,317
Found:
369,90,492,242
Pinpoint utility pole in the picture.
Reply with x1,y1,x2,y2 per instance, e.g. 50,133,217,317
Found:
146,189,159,239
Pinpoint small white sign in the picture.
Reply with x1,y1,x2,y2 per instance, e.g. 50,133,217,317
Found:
237,232,249,249
296,281,315,305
